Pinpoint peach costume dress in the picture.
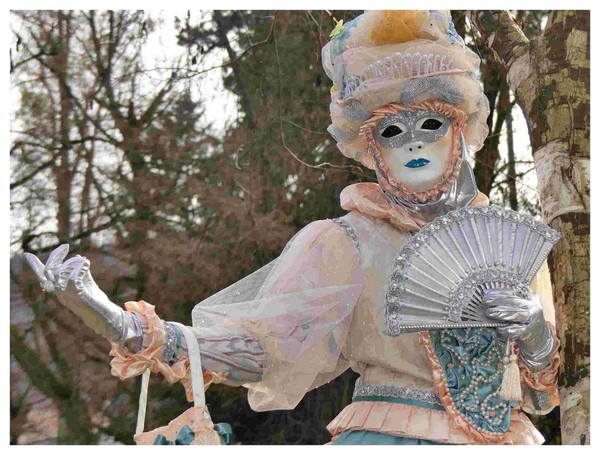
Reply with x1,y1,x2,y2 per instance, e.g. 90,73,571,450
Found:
109,11,560,445
110,183,559,445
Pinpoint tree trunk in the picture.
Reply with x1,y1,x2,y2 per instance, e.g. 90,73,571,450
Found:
213,10,257,128
55,11,74,243
475,78,510,195
468,10,590,444
78,142,94,249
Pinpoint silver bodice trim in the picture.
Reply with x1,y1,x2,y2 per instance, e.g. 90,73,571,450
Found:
352,378,442,407
332,217,360,254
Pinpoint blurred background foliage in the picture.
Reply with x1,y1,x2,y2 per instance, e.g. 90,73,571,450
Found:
10,10,559,444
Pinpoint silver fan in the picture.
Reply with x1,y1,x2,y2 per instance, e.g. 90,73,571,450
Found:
384,205,561,335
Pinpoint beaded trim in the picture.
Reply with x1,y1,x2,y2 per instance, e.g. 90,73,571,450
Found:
420,329,513,443
445,270,532,320
353,378,442,407
162,322,181,365
332,218,360,254
387,270,533,335
419,205,561,242
531,389,553,412
435,328,510,431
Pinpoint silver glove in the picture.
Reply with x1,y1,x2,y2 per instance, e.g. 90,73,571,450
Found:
483,288,554,373
24,244,143,350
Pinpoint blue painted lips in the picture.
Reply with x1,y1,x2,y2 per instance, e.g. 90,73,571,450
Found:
405,158,430,168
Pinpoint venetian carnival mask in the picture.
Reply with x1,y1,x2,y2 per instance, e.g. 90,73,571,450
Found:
360,100,468,204
374,109,454,194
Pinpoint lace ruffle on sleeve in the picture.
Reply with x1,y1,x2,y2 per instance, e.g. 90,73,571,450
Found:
108,301,220,402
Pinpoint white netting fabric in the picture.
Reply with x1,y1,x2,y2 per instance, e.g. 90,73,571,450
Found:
191,220,365,411
343,52,457,98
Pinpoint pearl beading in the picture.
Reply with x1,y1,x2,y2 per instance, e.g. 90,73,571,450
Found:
433,328,511,433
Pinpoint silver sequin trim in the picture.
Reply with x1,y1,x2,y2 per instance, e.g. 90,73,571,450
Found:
375,109,451,150
162,322,179,364
353,378,442,406
397,76,463,107
332,218,360,254
532,389,553,412
341,98,371,123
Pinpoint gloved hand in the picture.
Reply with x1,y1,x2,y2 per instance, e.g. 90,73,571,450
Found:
24,244,144,350
483,288,554,373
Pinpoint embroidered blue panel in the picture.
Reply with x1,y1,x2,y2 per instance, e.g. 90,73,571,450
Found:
429,328,513,434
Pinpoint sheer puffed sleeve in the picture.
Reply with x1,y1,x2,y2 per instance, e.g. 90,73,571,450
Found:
519,261,560,415
109,220,364,407
192,219,365,411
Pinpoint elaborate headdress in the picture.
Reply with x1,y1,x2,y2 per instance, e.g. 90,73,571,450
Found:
322,10,489,202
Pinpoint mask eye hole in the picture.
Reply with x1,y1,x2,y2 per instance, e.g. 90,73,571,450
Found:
381,125,404,138
421,118,443,130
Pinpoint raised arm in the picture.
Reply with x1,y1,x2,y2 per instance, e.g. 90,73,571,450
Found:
24,245,144,349
24,218,365,408
23,245,265,398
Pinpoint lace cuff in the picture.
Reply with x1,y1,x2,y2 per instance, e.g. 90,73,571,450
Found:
108,301,226,401
518,323,560,415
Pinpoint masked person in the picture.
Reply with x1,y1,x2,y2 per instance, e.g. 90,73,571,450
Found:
25,10,560,445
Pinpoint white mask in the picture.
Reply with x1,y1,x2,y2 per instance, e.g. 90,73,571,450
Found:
374,109,455,193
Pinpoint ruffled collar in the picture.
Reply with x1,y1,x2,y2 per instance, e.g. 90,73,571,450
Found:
340,182,489,232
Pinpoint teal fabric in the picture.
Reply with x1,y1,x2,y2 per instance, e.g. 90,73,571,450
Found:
429,328,513,433
153,435,172,445
153,424,195,445
353,395,445,412
214,422,235,445
332,430,442,445
152,423,235,445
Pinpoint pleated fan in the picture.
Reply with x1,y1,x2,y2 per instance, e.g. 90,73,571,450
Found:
384,205,561,335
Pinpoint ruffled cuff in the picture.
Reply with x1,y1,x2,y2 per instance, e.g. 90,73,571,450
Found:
109,301,226,401
517,323,560,415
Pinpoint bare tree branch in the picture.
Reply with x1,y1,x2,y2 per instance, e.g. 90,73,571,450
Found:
10,151,61,189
